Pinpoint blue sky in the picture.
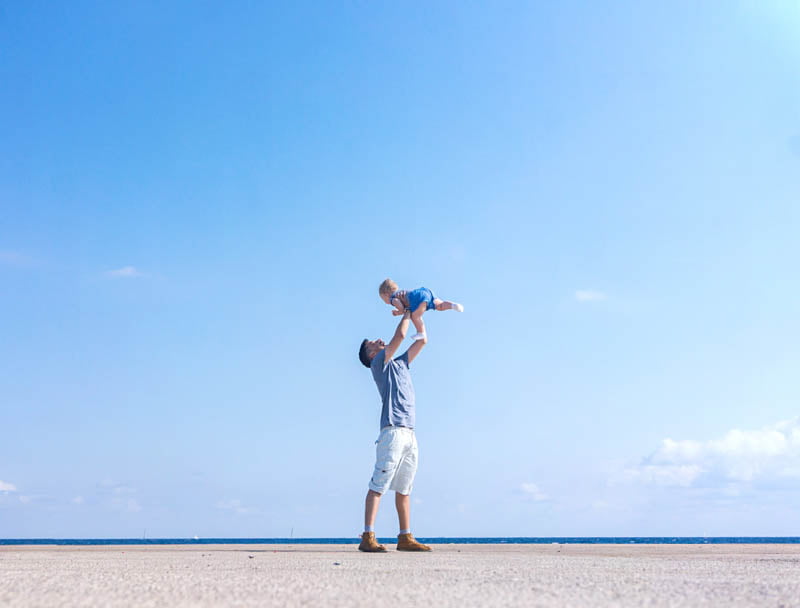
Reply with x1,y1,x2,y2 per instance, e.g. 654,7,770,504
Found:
1,1,799,538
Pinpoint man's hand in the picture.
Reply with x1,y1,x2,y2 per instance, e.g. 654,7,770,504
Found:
391,309,403,316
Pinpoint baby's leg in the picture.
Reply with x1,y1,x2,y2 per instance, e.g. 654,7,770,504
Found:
411,303,427,340
434,298,464,312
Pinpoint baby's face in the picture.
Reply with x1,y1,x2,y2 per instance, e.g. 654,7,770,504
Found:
380,292,391,305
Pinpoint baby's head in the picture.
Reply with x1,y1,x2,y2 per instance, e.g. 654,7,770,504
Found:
378,278,398,305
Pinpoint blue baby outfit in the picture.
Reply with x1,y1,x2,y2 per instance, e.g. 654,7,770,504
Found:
407,287,436,312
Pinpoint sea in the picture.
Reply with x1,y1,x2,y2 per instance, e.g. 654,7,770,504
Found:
2,537,799,546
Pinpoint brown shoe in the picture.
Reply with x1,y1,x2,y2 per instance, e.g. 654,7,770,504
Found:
358,532,387,552
396,533,432,551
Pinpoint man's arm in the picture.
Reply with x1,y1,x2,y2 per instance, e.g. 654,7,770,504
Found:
383,309,411,362
405,333,427,365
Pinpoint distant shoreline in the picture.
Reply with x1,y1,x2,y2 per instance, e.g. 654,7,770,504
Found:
3,536,800,546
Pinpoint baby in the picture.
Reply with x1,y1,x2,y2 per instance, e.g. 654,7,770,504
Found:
379,278,464,341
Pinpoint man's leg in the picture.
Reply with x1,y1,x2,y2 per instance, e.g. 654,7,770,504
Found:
393,436,430,552
359,489,387,552
395,492,410,531
396,493,431,551
362,427,401,552
365,489,382,529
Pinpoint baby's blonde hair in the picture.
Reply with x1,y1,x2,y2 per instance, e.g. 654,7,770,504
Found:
379,278,398,296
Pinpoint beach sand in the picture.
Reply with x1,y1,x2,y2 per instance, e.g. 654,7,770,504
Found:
2,543,799,607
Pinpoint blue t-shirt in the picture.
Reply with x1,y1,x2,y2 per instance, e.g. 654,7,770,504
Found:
370,349,415,430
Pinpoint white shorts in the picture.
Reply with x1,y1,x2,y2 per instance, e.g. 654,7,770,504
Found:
368,426,418,495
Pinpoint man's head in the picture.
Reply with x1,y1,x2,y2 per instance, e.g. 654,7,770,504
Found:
358,338,385,368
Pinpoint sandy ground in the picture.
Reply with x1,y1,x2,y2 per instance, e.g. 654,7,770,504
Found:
2,543,799,607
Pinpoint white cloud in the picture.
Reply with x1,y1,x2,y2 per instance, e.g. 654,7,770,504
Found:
109,496,141,512
72,496,84,505
215,499,260,516
96,481,141,511
0,480,17,492
104,266,146,278
575,289,607,302
621,464,704,487
519,482,549,501
111,485,136,496
97,480,135,494
621,418,800,487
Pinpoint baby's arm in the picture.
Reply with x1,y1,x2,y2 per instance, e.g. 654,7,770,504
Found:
390,297,406,316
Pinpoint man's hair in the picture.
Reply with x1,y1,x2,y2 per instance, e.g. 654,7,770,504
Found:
378,278,398,296
358,339,372,368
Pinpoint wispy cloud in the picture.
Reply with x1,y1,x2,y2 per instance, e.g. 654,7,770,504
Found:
618,418,800,488
96,480,142,512
104,266,147,279
114,498,141,512
111,485,136,496
519,482,549,501
575,289,607,302
0,480,17,492
97,480,135,494
13,494,57,506
215,499,261,516
619,464,704,487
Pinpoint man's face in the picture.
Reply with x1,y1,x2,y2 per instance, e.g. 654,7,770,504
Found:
366,338,385,360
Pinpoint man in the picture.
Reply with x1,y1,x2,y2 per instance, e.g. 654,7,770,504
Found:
357,308,432,552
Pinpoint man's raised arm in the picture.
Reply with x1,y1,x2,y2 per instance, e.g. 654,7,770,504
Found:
405,332,427,364
383,309,411,362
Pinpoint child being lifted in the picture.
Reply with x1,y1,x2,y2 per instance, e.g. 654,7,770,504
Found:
379,278,464,341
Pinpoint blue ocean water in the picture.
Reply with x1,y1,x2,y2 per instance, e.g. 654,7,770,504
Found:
2,537,799,546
